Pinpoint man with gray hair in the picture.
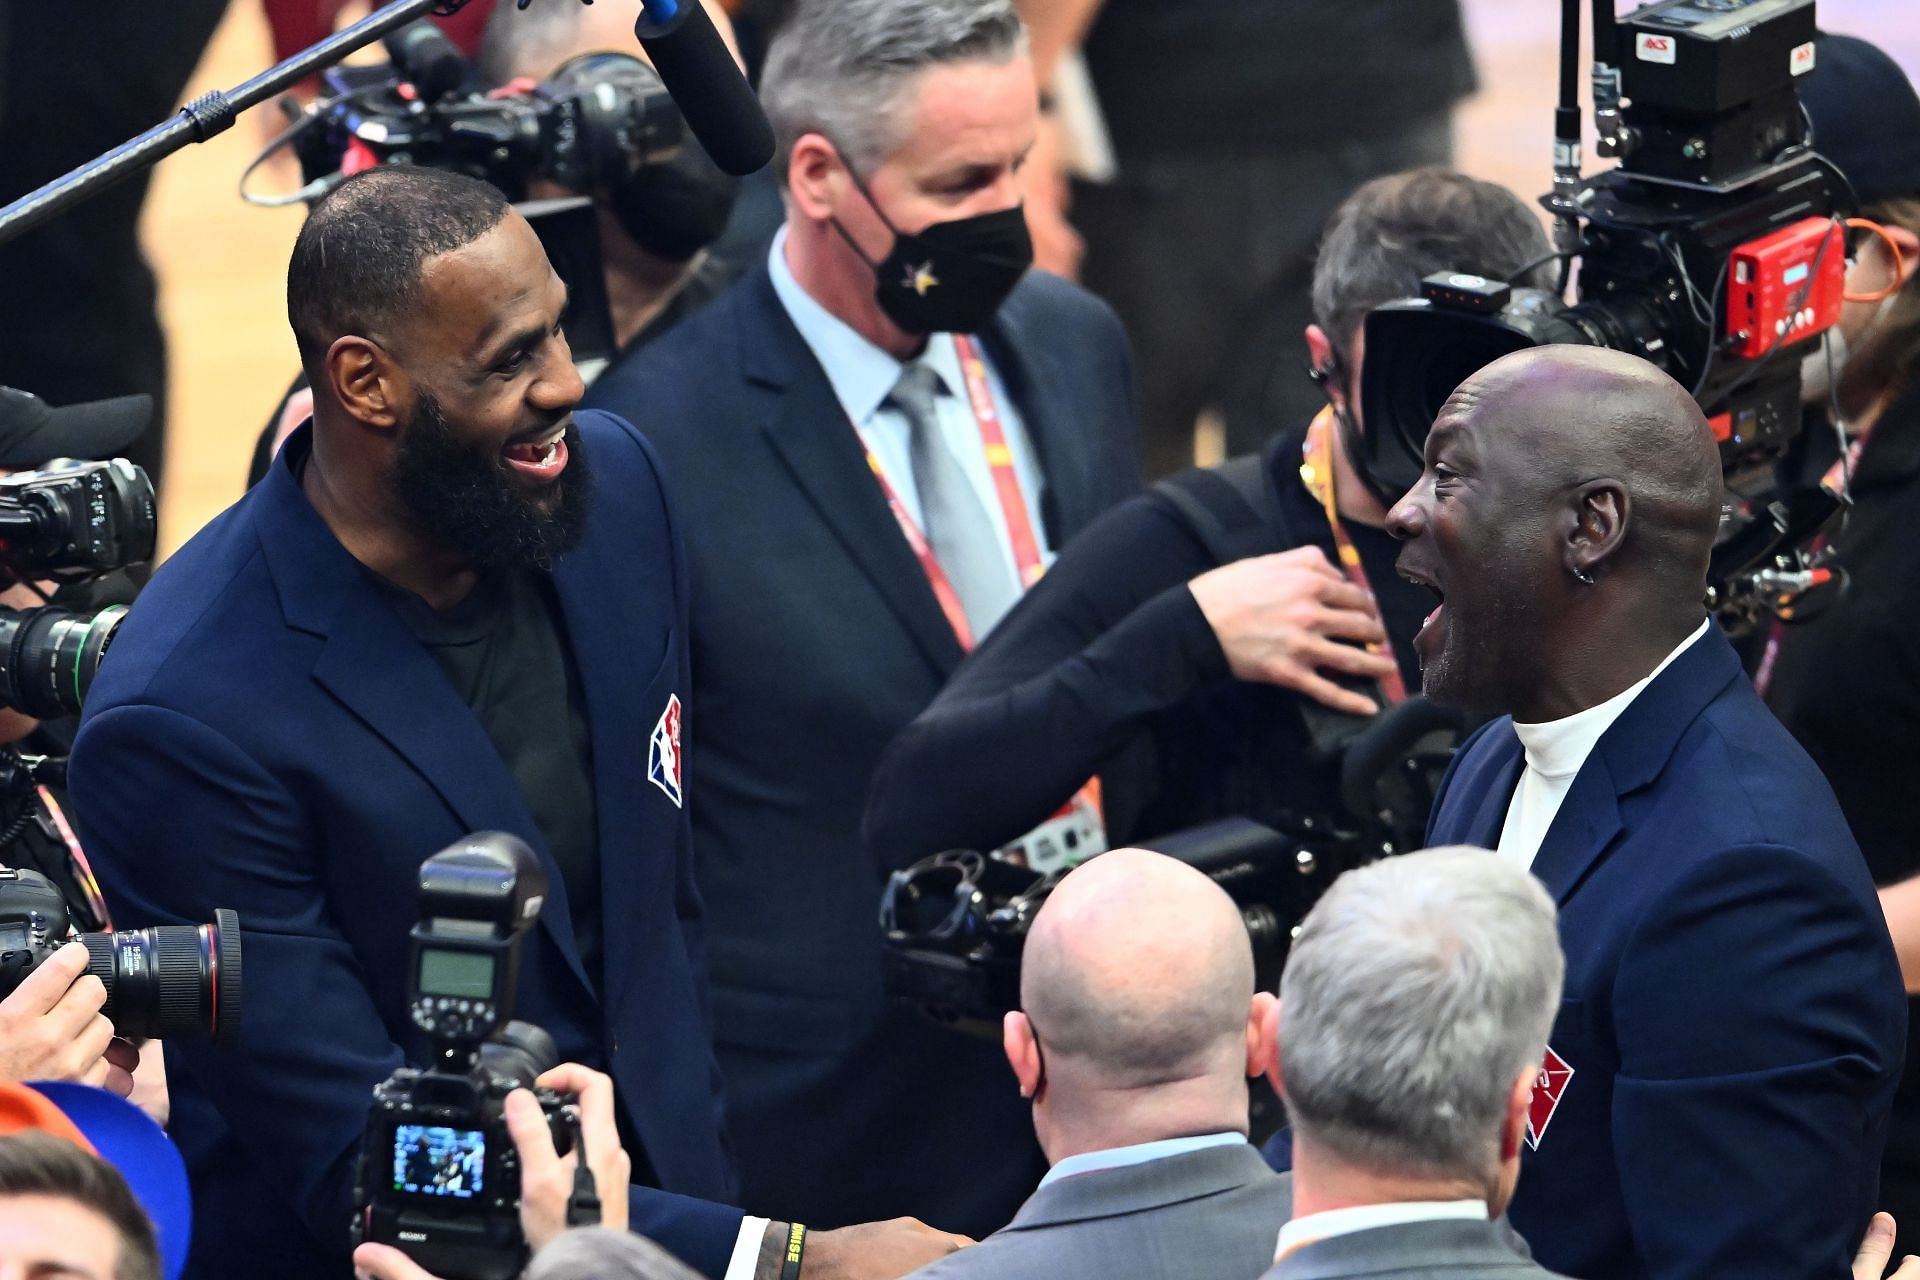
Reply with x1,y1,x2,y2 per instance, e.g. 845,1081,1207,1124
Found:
1258,848,1571,1280
905,848,1291,1280
584,0,1139,1239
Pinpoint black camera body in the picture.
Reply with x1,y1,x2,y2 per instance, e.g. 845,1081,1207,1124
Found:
0,865,241,1044
354,834,579,1280
0,458,156,719
881,697,1467,1034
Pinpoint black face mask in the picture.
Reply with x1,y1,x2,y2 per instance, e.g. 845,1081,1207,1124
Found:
607,140,741,263
831,164,1033,335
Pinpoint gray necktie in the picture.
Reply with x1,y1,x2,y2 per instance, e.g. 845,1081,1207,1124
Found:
887,362,1018,636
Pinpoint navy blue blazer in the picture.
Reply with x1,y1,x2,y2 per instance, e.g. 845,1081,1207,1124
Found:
68,414,744,1279
583,262,1139,1235
1428,626,1905,1279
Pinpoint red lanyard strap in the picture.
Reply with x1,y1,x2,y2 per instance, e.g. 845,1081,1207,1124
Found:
1299,409,1409,705
858,336,1046,650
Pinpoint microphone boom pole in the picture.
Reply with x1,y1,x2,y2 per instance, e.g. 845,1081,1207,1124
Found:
0,0,463,247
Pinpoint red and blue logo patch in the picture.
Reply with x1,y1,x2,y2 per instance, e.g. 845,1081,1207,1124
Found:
648,693,684,808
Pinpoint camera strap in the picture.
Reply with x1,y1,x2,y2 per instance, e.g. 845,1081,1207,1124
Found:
854,335,1105,873
1299,410,1408,706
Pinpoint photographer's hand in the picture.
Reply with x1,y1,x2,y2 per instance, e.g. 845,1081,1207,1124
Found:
508,1063,632,1253
0,941,127,1094
1189,546,1398,715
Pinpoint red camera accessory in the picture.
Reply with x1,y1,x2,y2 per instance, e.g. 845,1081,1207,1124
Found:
1724,216,1846,360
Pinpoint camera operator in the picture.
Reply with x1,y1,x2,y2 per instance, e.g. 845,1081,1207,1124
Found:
351,1063,635,1280
0,387,161,1112
866,168,1552,868
1758,32,1920,1261
69,166,960,1280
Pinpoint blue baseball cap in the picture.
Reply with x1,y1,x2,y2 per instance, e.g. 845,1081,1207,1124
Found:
1800,33,1920,206
28,1082,192,1280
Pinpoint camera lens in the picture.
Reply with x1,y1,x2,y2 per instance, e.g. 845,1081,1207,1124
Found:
0,603,128,719
80,908,242,1047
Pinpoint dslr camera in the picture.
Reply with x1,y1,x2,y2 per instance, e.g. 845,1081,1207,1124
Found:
354,834,585,1280
0,864,241,1044
0,458,155,719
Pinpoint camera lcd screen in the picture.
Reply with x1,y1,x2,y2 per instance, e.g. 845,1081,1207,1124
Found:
391,1124,486,1199
417,948,495,1000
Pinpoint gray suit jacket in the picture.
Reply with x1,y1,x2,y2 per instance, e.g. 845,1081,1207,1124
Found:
1263,1218,1573,1280
908,1143,1289,1280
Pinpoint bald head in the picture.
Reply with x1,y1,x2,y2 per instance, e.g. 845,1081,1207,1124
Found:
1444,347,1722,584
1021,849,1255,1090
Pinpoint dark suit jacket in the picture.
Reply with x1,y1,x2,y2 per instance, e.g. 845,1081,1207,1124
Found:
1426,625,1906,1280
68,416,744,1279
1263,1218,1569,1280
583,262,1139,1234
907,1143,1288,1279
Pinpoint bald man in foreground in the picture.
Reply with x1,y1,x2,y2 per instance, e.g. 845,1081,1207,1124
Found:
906,848,1290,1279
1390,347,1905,1279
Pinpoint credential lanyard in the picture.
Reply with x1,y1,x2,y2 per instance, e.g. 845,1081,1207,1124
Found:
1300,408,1409,706
858,335,1047,651
855,337,1102,868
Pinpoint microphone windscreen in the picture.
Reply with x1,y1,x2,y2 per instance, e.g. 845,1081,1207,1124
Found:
634,1,775,177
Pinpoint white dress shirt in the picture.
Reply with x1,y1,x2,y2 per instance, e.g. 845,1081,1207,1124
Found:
766,228,1054,591
1273,1199,1489,1263
1495,620,1709,869
1038,1131,1248,1189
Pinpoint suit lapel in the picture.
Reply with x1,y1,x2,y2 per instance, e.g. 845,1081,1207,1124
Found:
980,312,1076,546
1433,729,1524,852
1531,625,1735,904
742,267,967,677
1529,759,1626,905
549,526,653,1022
308,589,594,995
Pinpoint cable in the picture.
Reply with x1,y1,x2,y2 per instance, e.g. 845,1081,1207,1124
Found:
1507,247,1580,289
1843,218,1906,303
236,84,386,208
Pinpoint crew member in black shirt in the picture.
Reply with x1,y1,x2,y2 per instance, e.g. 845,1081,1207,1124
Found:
866,169,1552,866
1758,33,1920,1258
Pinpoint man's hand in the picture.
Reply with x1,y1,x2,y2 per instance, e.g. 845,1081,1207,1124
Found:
1188,546,1399,715
801,1218,972,1279
124,1036,168,1127
507,1063,632,1254
0,941,128,1094
1854,1211,1920,1280
353,1242,440,1280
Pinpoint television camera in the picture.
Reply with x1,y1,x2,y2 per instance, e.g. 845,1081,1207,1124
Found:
1357,0,1866,631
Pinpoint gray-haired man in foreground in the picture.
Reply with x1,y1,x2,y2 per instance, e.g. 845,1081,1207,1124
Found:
1259,848,1569,1280
906,847,1290,1279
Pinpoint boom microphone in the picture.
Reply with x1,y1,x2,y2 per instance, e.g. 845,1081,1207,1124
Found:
633,0,775,177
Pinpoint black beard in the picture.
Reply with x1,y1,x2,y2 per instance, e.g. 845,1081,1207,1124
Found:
390,390,591,573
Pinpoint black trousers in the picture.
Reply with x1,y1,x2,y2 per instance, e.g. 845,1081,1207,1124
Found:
0,0,233,488
1073,116,1454,479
